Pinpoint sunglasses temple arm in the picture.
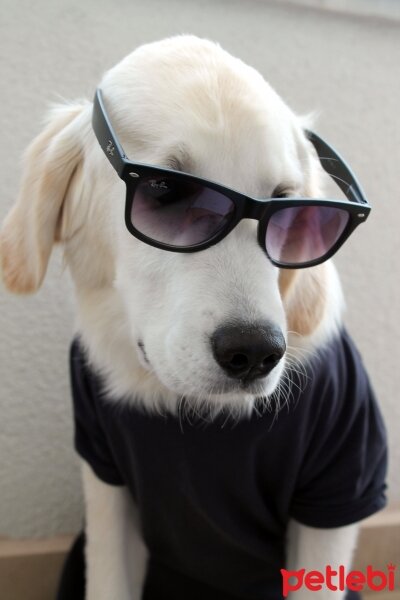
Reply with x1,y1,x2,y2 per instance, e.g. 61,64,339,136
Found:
92,89,127,177
305,130,368,206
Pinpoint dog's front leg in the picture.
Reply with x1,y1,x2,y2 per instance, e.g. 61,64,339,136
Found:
285,519,359,599
82,461,148,600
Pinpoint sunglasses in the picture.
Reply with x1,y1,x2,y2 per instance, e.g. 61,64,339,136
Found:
92,89,370,269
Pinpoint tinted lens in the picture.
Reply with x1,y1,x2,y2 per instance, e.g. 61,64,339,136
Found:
266,205,350,265
130,176,235,247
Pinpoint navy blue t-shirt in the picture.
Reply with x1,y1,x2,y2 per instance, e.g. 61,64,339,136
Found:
71,329,387,600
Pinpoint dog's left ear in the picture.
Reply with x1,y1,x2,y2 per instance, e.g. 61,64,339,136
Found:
0,102,90,294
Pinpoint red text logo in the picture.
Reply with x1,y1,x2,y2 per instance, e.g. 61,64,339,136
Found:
280,564,396,597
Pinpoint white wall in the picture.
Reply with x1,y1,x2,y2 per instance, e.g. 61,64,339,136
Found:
266,0,400,21
0,0,399,537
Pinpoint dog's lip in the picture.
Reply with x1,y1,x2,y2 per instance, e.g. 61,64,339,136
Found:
238,380,269,394
136,342,274,397
137,340,150,365
205,377,269,396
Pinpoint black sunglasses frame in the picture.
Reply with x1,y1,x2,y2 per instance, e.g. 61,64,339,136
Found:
92,88,371,269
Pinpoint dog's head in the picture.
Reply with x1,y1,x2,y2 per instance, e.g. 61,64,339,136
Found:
0,36,343,416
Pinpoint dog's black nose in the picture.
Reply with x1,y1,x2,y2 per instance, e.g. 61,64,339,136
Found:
211,322,286,382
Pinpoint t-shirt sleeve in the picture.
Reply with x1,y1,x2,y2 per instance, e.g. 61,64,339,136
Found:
290,330,387,528
70,339,125,486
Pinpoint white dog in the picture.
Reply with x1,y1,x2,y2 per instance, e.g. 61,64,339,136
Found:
1,36,387,600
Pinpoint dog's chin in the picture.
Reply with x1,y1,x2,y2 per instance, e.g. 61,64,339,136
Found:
199,377,276,397
152,370,284,420
173,384,277,421
136,342,284,418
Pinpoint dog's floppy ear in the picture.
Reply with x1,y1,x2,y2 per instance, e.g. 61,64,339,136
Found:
280,266,328,338
0,102,90,294
279,123,339,339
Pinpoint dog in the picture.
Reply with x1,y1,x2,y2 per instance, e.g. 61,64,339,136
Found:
0,36,387,600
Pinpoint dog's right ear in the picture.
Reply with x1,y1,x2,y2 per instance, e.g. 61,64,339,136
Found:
0,102,90,294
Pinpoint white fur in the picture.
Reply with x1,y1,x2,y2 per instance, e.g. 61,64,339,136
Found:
82,461,148,600
0,35,356,600
286,521,359,599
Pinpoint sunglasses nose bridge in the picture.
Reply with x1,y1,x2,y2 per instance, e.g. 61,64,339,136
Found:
243,198,268,221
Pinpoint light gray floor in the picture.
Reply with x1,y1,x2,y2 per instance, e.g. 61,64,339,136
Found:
0,0,399,537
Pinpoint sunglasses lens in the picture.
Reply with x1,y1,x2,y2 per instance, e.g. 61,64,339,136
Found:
266,205,350,266
130,176,235,247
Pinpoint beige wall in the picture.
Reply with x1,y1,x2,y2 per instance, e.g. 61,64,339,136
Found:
0,0,399,537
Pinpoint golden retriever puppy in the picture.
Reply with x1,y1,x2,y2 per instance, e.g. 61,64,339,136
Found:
1,36,386,600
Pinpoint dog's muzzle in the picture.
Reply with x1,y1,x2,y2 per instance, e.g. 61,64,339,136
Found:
211,321,286,384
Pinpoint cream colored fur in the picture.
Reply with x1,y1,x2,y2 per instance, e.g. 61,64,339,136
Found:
1,36,357,599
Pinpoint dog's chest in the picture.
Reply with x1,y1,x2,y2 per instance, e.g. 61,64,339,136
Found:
102,402,302,556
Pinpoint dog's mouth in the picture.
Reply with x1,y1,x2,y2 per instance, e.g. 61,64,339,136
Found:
213,373,283,400
137,340,151,368
137,327,286,403
137,340,280,405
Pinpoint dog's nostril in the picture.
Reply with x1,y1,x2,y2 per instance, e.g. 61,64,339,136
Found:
230,353,249,369
262,354,281,367
211,322,286,383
